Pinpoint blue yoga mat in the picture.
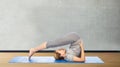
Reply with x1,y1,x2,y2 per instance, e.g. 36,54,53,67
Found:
9,56,104,64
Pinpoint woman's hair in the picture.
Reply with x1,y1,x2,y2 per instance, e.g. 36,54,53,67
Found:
54,48,65,60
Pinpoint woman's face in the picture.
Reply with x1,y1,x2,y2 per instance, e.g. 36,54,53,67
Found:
56,49,66,57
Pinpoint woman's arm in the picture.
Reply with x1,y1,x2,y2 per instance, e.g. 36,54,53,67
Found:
73,40,85,62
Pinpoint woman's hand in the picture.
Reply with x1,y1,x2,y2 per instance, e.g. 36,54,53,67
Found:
79,40,84,48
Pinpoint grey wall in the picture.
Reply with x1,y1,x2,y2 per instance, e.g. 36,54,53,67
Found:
0,0,120,50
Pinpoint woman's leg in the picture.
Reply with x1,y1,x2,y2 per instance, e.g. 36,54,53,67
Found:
29,32,80,59
46,32,80,48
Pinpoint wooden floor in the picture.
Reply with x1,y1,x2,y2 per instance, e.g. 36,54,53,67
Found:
0,52,120,67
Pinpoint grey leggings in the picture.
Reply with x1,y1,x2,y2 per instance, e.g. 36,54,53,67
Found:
46,32,80,48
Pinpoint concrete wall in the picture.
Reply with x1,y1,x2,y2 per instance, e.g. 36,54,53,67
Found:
0,0,120,50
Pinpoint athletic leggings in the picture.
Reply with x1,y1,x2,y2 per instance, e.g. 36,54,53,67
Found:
46,32,81,48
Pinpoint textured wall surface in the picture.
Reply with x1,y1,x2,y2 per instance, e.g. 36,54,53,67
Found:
0,0,120,50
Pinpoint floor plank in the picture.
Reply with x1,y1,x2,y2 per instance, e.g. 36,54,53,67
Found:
0,52,120,67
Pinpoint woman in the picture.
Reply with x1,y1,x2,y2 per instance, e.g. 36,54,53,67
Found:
28,32,85,62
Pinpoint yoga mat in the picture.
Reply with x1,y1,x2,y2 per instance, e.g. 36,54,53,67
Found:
9,56,104,64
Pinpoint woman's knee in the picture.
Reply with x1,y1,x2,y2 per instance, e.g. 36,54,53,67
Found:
68,32,80,41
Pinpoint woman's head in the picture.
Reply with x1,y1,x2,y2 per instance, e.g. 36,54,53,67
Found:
54,48,66,60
